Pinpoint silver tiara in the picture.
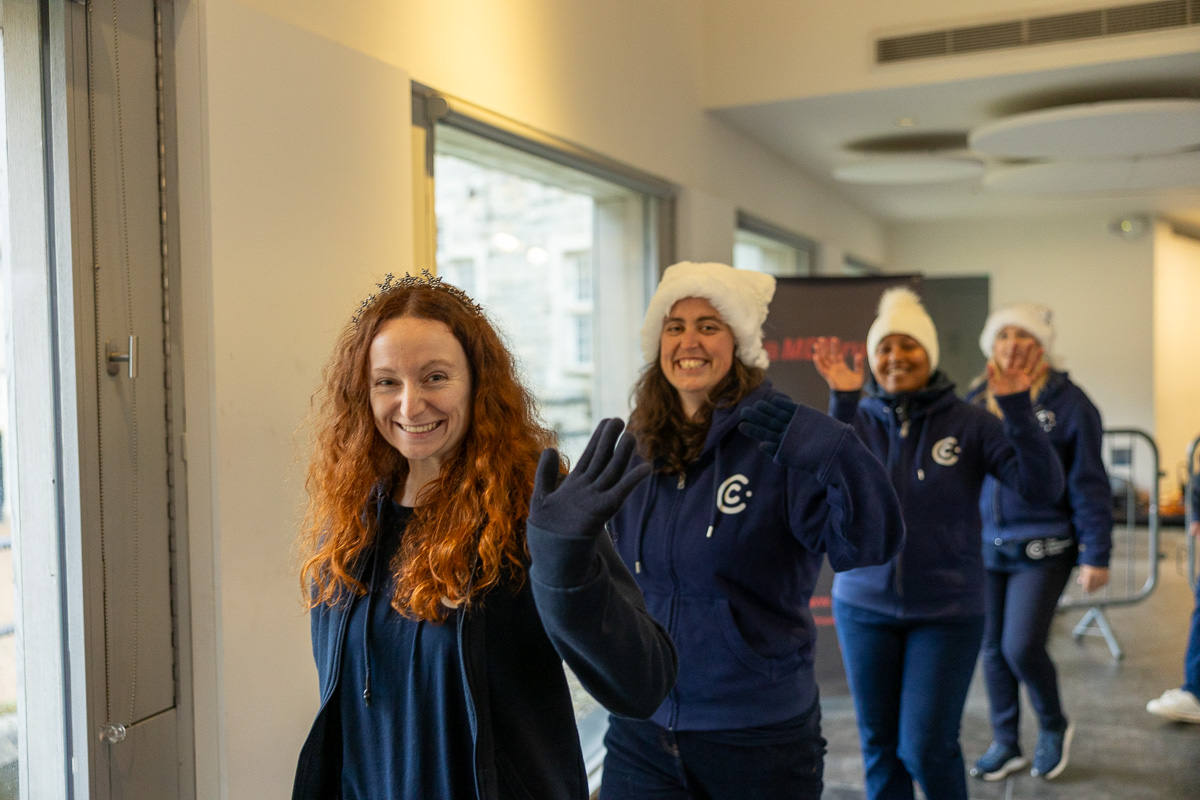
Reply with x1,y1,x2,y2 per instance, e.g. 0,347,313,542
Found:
353,269,483,325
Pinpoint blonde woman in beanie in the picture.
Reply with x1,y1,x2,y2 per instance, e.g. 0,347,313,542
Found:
811,286,1064,800
965,303,1111,782
598,262,904,800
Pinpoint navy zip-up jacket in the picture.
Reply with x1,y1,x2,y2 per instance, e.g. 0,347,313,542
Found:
609,381,904,731
966,370,1113,568
831,374,1065,620
293,489,677,800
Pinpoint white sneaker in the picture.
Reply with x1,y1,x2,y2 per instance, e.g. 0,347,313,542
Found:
1146,688,1200,723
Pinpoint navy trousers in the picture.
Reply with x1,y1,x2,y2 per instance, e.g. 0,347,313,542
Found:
981,558,1075,746
1186,572,1200,697
598,699,825,800
834,600,984,800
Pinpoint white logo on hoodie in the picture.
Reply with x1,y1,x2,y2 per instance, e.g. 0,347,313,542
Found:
717,474,751,514
932,437,961,466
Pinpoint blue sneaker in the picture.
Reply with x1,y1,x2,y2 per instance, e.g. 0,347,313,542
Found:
1030,721,1074,779
969,742,1028,781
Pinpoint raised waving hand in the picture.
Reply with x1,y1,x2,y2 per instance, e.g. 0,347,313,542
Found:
528,418,651,538
986,339,1045,397
812,336,864,392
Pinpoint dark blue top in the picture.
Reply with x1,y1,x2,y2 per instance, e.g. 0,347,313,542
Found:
294,485,677,800
337,501,474,800
830,373,1065,620
966,370,1113,568
609,381,904,731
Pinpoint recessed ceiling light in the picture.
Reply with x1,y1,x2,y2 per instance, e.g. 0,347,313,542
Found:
895,117,917,128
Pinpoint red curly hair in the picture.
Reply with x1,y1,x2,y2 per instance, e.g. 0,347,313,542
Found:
299,281,555,621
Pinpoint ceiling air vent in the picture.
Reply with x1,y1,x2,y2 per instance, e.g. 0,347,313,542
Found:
876,0,1199,64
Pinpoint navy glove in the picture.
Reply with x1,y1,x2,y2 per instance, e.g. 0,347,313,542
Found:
738,395,798,458
528,418,652,538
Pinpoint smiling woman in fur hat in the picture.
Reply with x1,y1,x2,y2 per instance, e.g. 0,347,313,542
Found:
811,287,1064,800
598,262,904,800
964,303,1112,783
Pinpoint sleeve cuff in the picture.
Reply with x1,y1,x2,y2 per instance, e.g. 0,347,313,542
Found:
526,523,600,588
994,391,1038,431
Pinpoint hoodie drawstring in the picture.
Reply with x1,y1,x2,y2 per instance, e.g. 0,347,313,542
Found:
362,539,383,706
705,442,723,539
911,410,931,483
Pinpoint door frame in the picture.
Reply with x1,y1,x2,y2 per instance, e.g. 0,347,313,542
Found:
1,1,195,797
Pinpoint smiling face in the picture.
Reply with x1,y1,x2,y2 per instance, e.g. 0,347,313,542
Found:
368,316,472,485
659,297,736,418
872,333,931,394
991,324,1039,370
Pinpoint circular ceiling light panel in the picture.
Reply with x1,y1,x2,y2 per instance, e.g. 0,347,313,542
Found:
970,99,1200,159
833,157,984,185
983,150,1200,194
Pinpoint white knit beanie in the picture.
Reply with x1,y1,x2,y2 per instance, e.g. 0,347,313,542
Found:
978,302,1054,358
866,287,940,371
640,262,776,370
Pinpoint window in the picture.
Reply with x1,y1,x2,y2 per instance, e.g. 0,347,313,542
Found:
572,313,594,368
565,249,593,303
416,87,676,793
733,212,816,277
425,101,674,461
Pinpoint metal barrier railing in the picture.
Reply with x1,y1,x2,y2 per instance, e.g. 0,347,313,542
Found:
1187,434,1199,591
1057,428,1160,661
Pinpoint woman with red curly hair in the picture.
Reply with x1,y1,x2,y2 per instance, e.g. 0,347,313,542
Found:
292,273,676,800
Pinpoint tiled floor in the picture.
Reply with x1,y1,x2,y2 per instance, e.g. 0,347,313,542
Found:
820,527,1200,800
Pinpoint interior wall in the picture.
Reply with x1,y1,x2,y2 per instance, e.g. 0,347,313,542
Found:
888,215,1156,436
173,1,890,796
176,2,415,796
1153,224,1200,499
703,0,1200,107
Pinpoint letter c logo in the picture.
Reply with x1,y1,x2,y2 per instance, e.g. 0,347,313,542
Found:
717,474,750,514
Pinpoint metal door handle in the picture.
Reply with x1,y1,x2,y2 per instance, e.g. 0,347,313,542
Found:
106,336,138,379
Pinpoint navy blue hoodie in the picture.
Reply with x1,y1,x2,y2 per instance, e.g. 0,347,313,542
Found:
294,488,677,800
831,374,1065,620
966,370,1113,568
609,381,904,731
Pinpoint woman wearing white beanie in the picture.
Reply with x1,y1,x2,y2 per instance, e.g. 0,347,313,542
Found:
811,286,1064,800
599,262,905,800
965,303,1112,782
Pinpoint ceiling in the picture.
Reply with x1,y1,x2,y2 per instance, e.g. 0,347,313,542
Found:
714,49,1200,226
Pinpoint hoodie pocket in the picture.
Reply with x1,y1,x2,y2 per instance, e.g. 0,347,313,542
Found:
678,598,775,699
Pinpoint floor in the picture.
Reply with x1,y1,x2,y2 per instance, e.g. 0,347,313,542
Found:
820,527,1200,800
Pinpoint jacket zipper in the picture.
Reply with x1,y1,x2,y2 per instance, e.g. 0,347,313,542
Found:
893,405,910,602
665,470,687,730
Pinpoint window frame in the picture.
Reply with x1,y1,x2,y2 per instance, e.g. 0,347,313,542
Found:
843,254,884,276
734,211,817,277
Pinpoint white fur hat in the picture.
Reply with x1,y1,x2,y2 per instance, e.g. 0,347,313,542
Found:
978,302,1054,357
640,262,776,370
866,287,940,371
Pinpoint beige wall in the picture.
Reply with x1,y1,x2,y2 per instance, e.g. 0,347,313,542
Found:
888,215,1156,434
1153,225,1200,500
703,0,1200,107
177,2,415,796
235,0,886,261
